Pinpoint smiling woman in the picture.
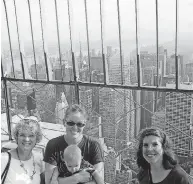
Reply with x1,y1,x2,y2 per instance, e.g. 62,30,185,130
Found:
136,127,190,184
43,104,104,184
1,117,45,184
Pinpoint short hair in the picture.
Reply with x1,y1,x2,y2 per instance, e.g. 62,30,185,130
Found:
136,127,178,170
64,104,89,122
63,145,82,162
12,117,42,144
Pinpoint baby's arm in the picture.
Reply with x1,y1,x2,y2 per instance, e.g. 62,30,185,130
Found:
50,167,59,184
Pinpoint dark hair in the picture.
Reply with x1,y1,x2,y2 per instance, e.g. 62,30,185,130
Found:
64,104,89,122
136,127,178,170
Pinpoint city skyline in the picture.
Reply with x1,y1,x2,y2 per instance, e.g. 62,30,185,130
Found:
1,0,193,182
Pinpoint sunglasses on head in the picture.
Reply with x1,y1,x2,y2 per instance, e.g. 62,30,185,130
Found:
66,121,85,128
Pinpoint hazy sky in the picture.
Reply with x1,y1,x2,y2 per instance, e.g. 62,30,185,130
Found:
1,0,193,48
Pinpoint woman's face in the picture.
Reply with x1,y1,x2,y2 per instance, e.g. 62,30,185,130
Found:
65,112,86,139
17,127,37,152
142,135,164,166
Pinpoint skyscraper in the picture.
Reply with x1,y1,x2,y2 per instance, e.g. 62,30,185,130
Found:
165,83,193,157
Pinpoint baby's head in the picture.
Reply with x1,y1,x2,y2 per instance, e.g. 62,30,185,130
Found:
63,145,82,173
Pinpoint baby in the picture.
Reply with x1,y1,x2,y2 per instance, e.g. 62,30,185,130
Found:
50,145,104,184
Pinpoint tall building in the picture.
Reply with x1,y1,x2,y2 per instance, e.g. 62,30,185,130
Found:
151,109,166,129
115,170,132,184
99,54,135,150
185,62,193,82
165,83,193,157
133,88,155,135
55,92,68,124
79,89,92,114
90,56,103,74
54,64,75,104
104,147,117,184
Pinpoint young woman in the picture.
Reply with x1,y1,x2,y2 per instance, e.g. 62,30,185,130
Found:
136,127,190,184
44,104,104,184
1,117,44,184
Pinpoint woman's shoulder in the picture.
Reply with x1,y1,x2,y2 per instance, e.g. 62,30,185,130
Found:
83,135,101,144
47,135,64,146
171,165,189,179
33,151,44,160
137,167,149,181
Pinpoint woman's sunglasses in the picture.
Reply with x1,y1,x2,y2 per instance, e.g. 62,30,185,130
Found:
66,121,86,128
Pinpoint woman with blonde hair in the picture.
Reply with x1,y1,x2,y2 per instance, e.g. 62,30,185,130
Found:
1,117,45,184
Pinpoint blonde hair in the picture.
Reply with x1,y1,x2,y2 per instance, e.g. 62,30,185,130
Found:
12,117,42,144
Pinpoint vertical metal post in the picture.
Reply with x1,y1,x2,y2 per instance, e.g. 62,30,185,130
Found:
117,0,124,85
84,0,92,83
54,0,63,82
67,0,79,103
72,52,79,104
1,60,4,77
155,0,159,87
99,0,106,85
39,0,49,81
3,79,12,140
13,0,25,79
67,0,73,56
175,0,179,89
27,0,38,80
102,54,107,84
154,0,159,112
3,0,15,78
135,0,140,87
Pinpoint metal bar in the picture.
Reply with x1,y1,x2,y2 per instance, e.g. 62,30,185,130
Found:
2,77,193,93
3,79,12,140
1,59,4,77
67,0,73,54
135,0,140,87
67,0,76,88
175,0,179,89
84,0,92,83
99,0,106,84
155,0,159,87
39,0,49,81
71,52,79,103
102,53,106,84
54,0,64,81
117,0,124,85
3,0,15,78
27,0,38,80
136,54,140,86
13,0,25,79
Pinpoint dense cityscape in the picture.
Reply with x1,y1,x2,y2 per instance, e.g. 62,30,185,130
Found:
2,42,193,183
1,0,193,183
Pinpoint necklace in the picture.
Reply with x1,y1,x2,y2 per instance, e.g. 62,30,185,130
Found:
16,148,36,180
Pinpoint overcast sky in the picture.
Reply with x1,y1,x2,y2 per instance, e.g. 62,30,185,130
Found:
1,0,193,47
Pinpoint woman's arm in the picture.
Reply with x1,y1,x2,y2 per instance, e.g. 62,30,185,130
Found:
58,170,91,184
91,170,104,184
45,163,59,184
84,162,104,184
